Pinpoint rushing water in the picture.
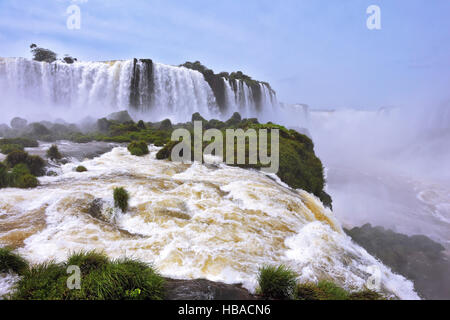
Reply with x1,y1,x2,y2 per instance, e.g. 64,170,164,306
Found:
0,143,419,299
0,58,277,123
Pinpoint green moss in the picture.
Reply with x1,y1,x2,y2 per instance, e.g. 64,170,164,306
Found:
0,247,29,275
114,187,129,212
127,141,149,156
75,166,87,173
257,265,297,300
46,145,62,160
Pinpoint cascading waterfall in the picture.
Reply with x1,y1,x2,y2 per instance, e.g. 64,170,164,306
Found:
0,57,278,123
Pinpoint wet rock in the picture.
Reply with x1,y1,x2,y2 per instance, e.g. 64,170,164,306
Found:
164,278,258,300
87,198,106,221
345,224,450,300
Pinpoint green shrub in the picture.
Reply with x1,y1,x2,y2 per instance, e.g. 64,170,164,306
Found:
0,144,24,155
257,265,297,300
11,252,165,300
137,120,146,130
6,150,29,168
8,164,38,188
0,163,9,188
114,187,129,212
0,138,38,148
0,247,29,275
127,141,149,156
75,166,87,173
26,155,46,176
46,145,62,160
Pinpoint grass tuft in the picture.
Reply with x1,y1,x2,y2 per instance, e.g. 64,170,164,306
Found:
0,247,29,275
257,265,297,300
113,187,129,212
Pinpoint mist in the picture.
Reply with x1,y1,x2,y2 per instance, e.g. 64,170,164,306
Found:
276,103,450,247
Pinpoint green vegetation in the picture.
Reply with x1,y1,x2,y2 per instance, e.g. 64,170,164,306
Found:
0,144,24,155
1,112,331,206
11,164,39,189
156,112,332,207
0,247,29,275
46,145,62,161
257,265,385,301
296,281,384,300
0,150,45,189
0,138,38,148
257,265,297,300
8,251,165,300
114,187,129,212
127,141,149,156
75,166,88,173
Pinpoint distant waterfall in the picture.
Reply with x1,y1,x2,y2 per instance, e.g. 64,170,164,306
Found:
0,57,279,123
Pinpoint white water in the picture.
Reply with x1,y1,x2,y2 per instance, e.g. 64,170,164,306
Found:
0,58,278,123
0,144,418,299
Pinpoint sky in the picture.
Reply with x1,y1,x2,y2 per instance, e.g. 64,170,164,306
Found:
0,0,449,109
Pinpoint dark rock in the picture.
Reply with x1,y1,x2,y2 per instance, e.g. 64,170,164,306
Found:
346,224,450,300
164,278,257,300
87,198,106,221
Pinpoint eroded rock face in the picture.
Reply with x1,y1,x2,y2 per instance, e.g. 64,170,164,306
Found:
164,278,257,300
345,224,450,300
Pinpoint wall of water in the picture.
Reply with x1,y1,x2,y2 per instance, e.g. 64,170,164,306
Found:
0,58,278,123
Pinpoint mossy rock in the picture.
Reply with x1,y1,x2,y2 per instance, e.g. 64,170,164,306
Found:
127,141,149,156
75,166,87,173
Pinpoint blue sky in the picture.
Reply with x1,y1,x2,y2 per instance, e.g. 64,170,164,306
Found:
0,0,449,109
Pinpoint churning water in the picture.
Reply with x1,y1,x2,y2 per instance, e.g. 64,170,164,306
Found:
0,144,419,299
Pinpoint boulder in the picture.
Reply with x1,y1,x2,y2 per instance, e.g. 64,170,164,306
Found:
164,278,257,300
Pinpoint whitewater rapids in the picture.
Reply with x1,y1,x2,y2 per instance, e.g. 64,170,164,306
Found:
0,144,419,299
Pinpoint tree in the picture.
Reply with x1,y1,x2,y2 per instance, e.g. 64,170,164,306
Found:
30,44,57,63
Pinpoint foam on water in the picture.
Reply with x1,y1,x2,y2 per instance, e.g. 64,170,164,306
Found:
0,145,419,299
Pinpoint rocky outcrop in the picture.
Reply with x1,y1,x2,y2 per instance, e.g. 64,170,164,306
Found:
164,278,257,300
345,224,450,300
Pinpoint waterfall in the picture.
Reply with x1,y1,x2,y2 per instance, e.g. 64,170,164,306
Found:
0,57,279,123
